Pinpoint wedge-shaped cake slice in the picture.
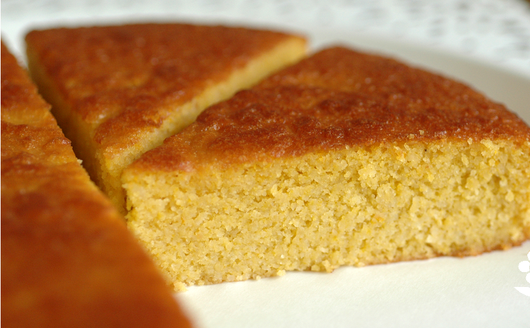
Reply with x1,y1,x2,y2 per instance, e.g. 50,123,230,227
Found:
25,23,307,212
123,46,530,290
1,42,192,328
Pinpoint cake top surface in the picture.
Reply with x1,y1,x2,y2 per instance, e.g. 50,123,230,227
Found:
25,23,305,157
1,42,73,166
128,46,530,174
1,43,53,127
1,42,192,328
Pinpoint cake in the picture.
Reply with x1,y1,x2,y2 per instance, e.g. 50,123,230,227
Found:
25,23,307,213
1,42,192,327
123,46,530,290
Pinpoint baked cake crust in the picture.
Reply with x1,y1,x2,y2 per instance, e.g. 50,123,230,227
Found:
1,42,192,328
124,46,530,289
129,46,530,173
25,23,307,212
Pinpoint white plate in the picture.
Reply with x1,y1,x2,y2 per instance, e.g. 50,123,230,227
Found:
174,29,530,328
3,16,530,328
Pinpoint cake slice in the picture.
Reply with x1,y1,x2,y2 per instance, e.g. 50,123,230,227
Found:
1,42,192,328
25,23,307,213
123,46,530,290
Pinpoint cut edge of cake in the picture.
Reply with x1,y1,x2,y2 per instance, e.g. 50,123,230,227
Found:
124,137,530,291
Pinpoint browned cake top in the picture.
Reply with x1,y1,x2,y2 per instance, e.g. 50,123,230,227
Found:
130,46,530,173
1,42,73,166
25,23,305,157
1,43,53,126
1,43,192,328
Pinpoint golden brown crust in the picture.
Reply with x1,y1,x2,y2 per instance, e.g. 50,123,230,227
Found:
1,42,192,328
130,46,530,173
1,43,52,126
25,23,306,158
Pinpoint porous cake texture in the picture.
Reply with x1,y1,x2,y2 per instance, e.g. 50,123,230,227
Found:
123,47,530,290
1,42,192,328
25,23,307,213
